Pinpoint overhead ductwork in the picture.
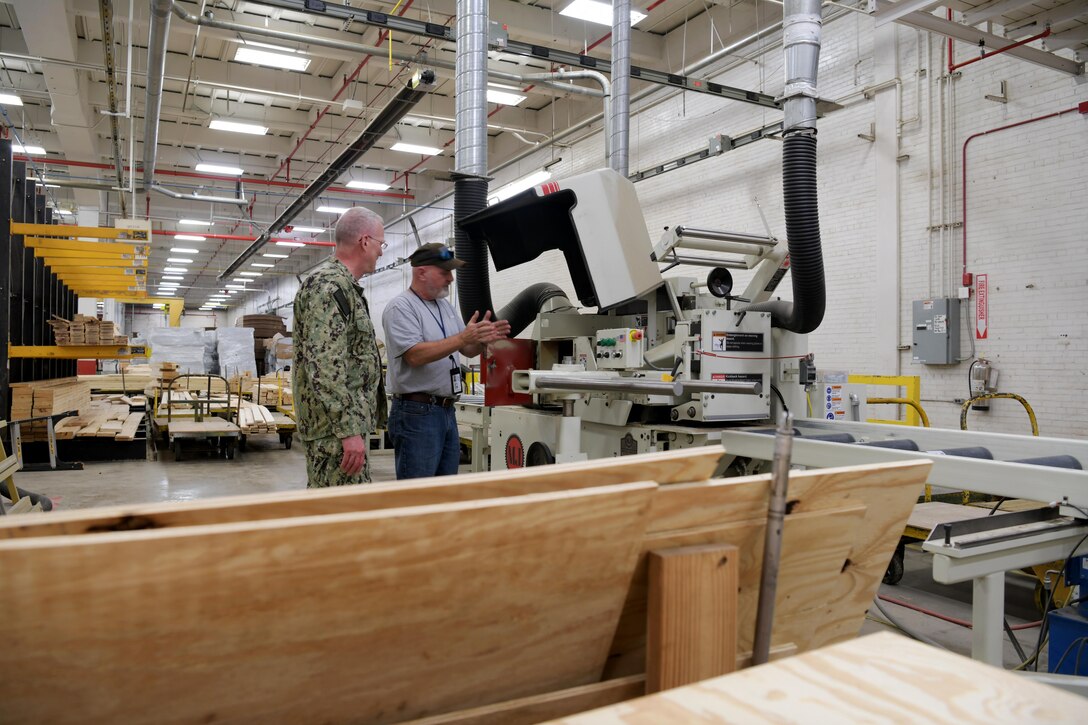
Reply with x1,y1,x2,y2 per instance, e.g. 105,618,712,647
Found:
745,0,826,335
610,0,631,175
142,0,172,194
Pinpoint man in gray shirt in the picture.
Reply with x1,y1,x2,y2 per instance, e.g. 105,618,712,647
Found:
382,243,511,479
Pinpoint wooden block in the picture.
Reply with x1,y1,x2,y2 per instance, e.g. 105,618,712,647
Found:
552,633,1085,724
116,412,144,441
646,544,738,694
0,483,657,724
0,448,723,539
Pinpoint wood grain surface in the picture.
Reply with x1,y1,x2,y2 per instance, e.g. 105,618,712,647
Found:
1,484,655,724
550,632,1085,724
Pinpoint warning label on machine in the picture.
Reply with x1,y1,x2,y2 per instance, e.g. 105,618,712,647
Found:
711,373,763,384
711,331,765,352
822,384,846,420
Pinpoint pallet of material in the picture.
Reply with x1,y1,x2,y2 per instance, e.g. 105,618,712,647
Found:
47,315,125,346
9,379,93,442
0,449,931,724
54,402,143,441
235,399,277,434
78,374,154,393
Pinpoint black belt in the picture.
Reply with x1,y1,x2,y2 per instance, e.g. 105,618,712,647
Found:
395,393,456,408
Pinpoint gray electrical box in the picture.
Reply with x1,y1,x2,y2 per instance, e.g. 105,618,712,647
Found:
912,298,961,364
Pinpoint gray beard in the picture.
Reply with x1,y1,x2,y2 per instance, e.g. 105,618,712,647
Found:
434,286,451,299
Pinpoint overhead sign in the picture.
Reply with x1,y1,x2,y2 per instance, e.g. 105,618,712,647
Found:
976,274,988,340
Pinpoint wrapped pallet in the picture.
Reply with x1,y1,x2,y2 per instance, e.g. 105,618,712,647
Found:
148,328,206,374
217,327,258,378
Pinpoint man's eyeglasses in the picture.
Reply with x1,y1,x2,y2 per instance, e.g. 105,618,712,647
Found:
364,235,388,251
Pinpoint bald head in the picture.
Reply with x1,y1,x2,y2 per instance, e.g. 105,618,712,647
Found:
334,207,383,248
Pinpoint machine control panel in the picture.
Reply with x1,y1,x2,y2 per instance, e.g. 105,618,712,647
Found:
595,327,645,369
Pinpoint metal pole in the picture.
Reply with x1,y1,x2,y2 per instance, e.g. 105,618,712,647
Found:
752,411,794,665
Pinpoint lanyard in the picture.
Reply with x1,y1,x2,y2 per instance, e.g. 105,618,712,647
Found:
411,290,447,338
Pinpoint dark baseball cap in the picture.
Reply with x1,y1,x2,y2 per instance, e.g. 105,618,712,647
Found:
409,243,466,271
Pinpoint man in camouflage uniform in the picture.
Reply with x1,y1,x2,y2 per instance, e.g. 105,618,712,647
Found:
293,207,388,486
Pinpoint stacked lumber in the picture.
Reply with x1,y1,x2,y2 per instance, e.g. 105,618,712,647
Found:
154,362,179,390
255,372,293,408
8,379,92,441
47,315,126,346
52,397,145,441
0,450,930,724
235,398,277,434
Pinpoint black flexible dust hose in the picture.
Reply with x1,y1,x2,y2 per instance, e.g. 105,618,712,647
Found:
454,177,494,323
747,132,825,334
497,283,569,337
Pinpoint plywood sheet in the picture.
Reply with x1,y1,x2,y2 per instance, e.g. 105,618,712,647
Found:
0,448,723,540
551,633,1084,724
0,484,656,724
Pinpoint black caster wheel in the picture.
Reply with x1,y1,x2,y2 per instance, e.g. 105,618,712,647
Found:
882,541,906,586
173,440,182,462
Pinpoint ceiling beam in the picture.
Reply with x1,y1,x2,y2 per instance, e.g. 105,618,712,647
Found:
1004,1,1088,40
869,0,943,28
960,0,1039,27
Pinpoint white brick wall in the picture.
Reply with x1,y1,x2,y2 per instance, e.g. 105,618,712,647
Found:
258,11,1088,438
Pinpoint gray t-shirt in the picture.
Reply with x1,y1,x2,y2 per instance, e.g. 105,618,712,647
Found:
383,289,467,397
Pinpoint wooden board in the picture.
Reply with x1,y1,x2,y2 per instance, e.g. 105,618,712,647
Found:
168,420,240,436
0,483,656,724
551,632,1085,724
115,412,145,441
646,545,737,693
908,500,991,533
0,448,724,540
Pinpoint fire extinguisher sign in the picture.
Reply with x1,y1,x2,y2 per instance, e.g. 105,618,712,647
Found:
976,274,988,340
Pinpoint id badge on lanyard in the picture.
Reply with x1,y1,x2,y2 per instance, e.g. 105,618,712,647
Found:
449,356,463,396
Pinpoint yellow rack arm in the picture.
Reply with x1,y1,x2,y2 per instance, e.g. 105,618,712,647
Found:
10,222,149,241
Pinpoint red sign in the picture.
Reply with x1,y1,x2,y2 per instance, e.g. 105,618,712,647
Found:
539,181,561,195
975,274,988,340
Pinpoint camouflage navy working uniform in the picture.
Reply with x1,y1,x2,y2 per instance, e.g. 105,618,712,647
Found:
293,258,387,487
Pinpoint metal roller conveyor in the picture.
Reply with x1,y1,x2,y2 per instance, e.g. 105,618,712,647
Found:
530,375,762,397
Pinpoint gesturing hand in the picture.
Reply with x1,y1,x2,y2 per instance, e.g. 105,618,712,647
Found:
461,310,510,346
340,434,367,475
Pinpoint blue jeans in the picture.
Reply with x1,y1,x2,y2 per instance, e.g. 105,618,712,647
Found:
388,399,460,479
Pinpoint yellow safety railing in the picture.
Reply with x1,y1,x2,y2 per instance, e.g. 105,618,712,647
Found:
848,374,923,427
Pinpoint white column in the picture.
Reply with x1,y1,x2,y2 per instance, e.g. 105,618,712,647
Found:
873,23,901,375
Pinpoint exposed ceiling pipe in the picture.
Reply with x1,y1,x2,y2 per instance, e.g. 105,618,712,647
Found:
521,71,611,159
218,70,436,280
42,177,119,191
143,0,173,196
610,0,632,175
151,183,249,206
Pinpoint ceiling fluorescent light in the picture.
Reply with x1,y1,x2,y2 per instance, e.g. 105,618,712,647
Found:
156,291,176,296
316,205,349,214
174,234,207,242
163,266,188,273
346,180,391,191
209,119,269,136
14,144,46,155
162,275,184,281
252,263,275,268
239,272,263,277
276,241,306,247
236,40,299,53
170,247,199,254
291,226,326,234
487,86,527,106
0,93,23,106
167,257,193,263
225,284,247,290
263,253,289,259
390,142,443,156
560,0,647,26
179,219,214,227
234,46,310,72
159,282,181,288
53,209,75,216
489,170,553,204
194,163,244,176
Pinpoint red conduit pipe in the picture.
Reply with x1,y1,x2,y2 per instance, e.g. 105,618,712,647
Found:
878,594,1041,631
13,156,413,199
269,0,416,183
960,105,1083,286
950,28,1052,73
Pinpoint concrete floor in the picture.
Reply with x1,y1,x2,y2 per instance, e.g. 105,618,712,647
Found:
5,443,1052,671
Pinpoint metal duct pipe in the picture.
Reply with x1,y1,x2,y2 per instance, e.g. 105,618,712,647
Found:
218,71,435,280
522,71,611,159
745,0,826,334
143,0,173,194
42,178,119,192
610,0,632,175
151,184,248,206
532,375,762,397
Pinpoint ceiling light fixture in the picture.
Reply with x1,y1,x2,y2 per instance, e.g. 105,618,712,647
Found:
170,247,199,254
276,241,306,247
346,180,391,191
163,266,188,273
390,141,443,156
174,234,207,242
167,257,193,263
0,93,23,106
162,275,184,281
291,226,327,233
194,163,244,176
53,209,75,216
14,144,46,155
159,282,181,288
316,205,349,214
234,46,311,72
486,85,527,106
179,219,214,227
209,119,269,135
263,253,289,259
225,284,247,290
240,272,263,277
252,263,275,268
560,0,647,26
